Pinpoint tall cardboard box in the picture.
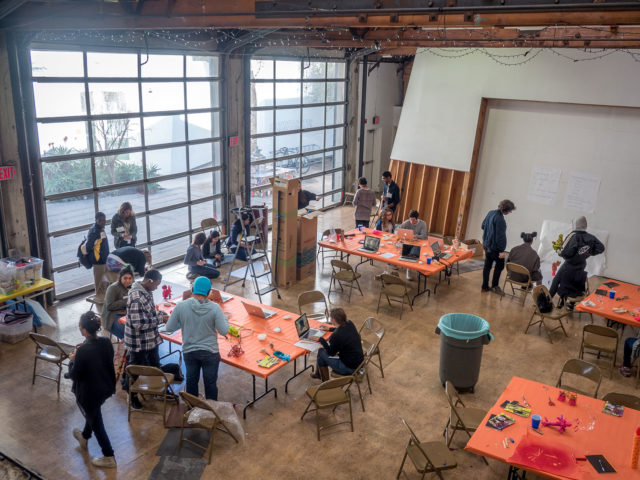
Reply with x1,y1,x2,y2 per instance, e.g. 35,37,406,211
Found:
296,212,318,280
270,177,298,288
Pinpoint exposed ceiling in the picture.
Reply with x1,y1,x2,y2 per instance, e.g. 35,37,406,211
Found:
3,0,640,56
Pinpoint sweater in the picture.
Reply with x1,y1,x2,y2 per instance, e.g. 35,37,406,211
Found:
165,297,229,355
298,190,317,210
352,188,377,220
507,243,542,283
184,245,205,272
559,230,605,268
399,219,428,240
481,209,507,253
319,320,364,370
69,336,115,412
101,280,130,332
111,213,137,248
375,219,395,233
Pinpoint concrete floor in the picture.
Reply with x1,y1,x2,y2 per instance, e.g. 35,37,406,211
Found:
0,205,637,480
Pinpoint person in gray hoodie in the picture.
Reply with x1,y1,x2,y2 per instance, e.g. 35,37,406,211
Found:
165,276,229,400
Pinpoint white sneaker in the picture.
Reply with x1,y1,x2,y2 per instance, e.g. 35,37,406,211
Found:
72,429,87,450
91,456,116,468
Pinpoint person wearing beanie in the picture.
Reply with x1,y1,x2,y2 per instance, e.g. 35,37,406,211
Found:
558,216,605,269
506,232,542,284
165,277,229,400
481,199,516,294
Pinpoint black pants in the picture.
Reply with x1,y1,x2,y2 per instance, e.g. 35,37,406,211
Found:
122,346,160,391
80,404,114,457
355,219,370,229
482,250,504,290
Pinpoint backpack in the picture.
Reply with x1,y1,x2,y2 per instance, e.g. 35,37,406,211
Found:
536,291,554,314
77,237,91,269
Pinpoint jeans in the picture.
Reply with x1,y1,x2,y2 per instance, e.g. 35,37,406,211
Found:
80,405,114,457
184,350,222,400
355,219,370,229
189,264,220,279
317,348,355,375
229,245,248,261
482,250,505,290
109,320,125,340
623,337,637,368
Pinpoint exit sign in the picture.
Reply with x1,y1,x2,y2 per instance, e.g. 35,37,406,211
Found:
0,166,15,181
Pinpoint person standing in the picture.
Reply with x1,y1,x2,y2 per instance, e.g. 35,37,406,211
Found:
124,269,167,409
69,311,116,469
111,202,137,248
165,277,229,400
381,171,401,213
352,177,377,228
398,210,428,240
101,265,134,339
86,212,110,302
558,216,605,269
481,199,516,294
184,233,220,280
506,232,542,284
106,246,148,276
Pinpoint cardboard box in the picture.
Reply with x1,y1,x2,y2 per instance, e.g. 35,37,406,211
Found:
461,239,484,258
270,177,299,287
296,214,318,280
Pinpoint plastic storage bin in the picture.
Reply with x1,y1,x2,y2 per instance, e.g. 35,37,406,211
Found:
436,313,493,393
0,312,33,344
0,256,44,284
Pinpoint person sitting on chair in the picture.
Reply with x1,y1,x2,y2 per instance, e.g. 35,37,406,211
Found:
506,232,542,284
619,331,640,377
310,308,364,382
101,265,134,339
184,233,220,280
549,263,588,310
226,213,252,261
398,210,428,240
375,207,395,233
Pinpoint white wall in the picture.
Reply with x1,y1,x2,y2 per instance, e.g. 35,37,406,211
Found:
392,48,640,171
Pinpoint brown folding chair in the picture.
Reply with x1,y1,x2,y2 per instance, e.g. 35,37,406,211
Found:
328,259,362,302
556,358,602,398
301,376,354,441
298,290,330,323
29,333,75,394
317,228,345,268
602,392,640,411
126,365,178,426
359,317,386,378
377,273,413,319
178,392,239,464
579,324,618,378
442,381,488,464
330,342,376,412
501,262,532,306
397,418,458,480
525,285,570,343
201,217,228,243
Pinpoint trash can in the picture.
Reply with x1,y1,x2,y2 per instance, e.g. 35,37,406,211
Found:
436,313,493,393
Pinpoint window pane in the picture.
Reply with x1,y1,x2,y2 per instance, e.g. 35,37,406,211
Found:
87,52,138,77
302,130,324,153
95,152,143,186
98,188,145,219
144,114,185,146
302,153,324,177
33,83,86,118
188,112,219,140
276,158,300,179
148,177,188,210
191,200,213,229
187,81,219,109
302,106,324,130
325,149,343,170
31,50,83,77
92,117,142,151
250,163,274,190
151,236,187,264
191,171,221,201
142,82,184,112
251,59,273,79
303,62,326,79
252,110,273,135
149,207,189,239
46,197,95,233
190,141,221,170
275,133,300,157
325,127,344,148
141,54,184,77
326,82,346,103
146,146,187,177
276,108,300,132
187,55,219,77
38,121,89,157
42,158,93,196
327,62,346,79
303,82,325,104
326,104,344,126
133,215,148,246
50,231,92,269
325,170,343,193
250,137,273,162
302,177,323,207
53,267,93,296
276,60,300,79
275,83,300,106
89,83,139,114
252,83,273,107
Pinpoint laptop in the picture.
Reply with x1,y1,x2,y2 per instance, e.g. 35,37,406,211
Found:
294,313,324,341
431,241,452,260
399,244,421,262
396,228,415,242
241,301,276,319
209,288,233,303
357,235,380,253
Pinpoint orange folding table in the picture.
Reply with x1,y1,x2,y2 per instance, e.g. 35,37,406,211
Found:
466,376,640,479
575,280,640,329
318,228,473,302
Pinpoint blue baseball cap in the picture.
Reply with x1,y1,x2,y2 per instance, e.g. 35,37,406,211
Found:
192,277,212,296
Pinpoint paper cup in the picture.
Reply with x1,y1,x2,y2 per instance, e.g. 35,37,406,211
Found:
609,290,616,299
426,257,432,265
531,414,541,429
257,333,267,341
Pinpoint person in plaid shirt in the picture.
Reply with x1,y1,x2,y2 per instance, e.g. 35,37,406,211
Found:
124,269,167,409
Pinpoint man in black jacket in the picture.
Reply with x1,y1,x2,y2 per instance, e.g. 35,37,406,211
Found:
381,171,401,212
310,308,364,382
559,216,605,269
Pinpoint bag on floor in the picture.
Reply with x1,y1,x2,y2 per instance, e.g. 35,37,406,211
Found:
536,292,554,313
160,362,184,382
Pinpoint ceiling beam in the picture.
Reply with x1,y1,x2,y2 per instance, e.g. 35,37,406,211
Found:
0,0,29,21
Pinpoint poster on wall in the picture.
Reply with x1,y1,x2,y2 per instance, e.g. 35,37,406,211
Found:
526,165,561,206
563,171,600,213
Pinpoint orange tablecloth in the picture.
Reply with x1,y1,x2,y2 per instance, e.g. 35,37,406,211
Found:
318,228,472,276
466,376,640,479
575,280,640,328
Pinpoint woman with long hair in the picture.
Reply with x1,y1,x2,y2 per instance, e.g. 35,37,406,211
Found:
375,206,395,233
101,265,134,339
111,202,137,248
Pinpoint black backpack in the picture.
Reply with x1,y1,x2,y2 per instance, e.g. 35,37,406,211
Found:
536,291,554,313
77,237,91,269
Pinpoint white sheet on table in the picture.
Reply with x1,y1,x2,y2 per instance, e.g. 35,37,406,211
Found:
295,340,322,352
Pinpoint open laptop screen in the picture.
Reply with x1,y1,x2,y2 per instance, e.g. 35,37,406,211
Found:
401,244,420,258
294,313,310,338
363,235,380,251
431,242,441,255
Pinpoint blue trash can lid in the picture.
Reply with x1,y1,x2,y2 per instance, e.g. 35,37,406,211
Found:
437,313,493,341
